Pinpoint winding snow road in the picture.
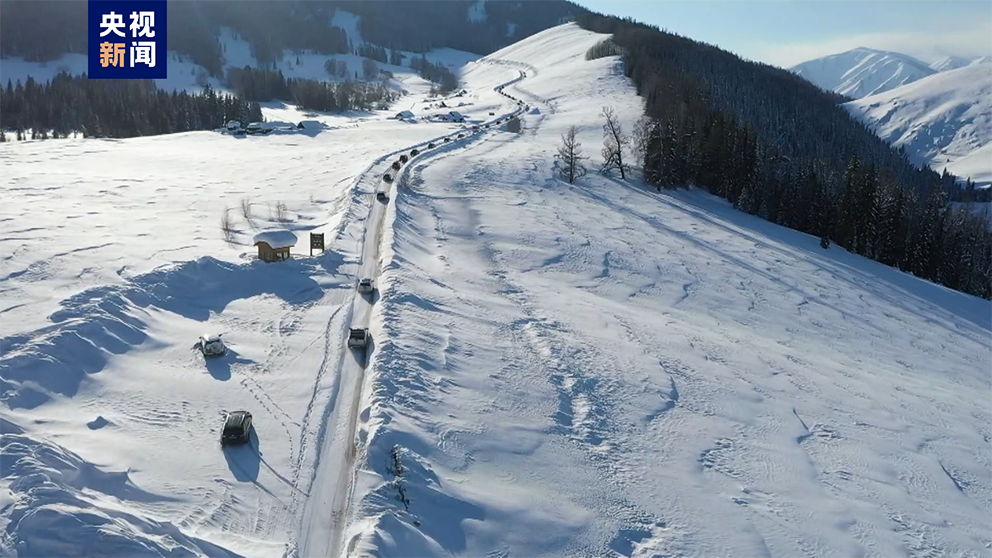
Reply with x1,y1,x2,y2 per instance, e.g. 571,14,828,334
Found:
294,67,530,558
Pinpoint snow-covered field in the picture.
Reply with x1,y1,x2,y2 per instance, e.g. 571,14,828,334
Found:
3,20,991,558
349,26,992,558
0,43,525,556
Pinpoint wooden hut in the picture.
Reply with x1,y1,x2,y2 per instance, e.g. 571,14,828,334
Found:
253,230,298,262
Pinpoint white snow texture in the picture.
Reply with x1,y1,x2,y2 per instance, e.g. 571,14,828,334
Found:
2,22,991,558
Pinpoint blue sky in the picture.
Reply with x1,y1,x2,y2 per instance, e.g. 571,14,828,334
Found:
573,0,992,68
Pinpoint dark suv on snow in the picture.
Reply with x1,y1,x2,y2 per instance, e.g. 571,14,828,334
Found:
221,411,252,446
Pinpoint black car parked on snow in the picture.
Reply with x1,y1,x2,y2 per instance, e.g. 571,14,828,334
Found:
221,411,252,446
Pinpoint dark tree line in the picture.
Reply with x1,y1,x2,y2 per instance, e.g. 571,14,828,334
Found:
356,44,389,64
0,74,262,139
1,0,584,73
949,177,991,203
224,67,397,112
339,0,580,55
410,55,459,95
575,21,992,298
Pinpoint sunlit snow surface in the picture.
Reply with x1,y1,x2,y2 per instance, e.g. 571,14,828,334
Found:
1,22,990,558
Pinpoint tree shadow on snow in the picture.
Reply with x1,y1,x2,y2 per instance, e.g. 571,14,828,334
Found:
0,256,326,410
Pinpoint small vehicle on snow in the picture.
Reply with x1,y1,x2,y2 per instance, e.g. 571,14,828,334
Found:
358,278,374,293
428,143,436,149
392,161,401,170
411,149,420,157
489,112,495,116
198,333,226,357
383,174,392,183
443,137,451,143
399,154,409,163
221,411,252,446
457,133,464,138
347,327,370,349
376,192,388,202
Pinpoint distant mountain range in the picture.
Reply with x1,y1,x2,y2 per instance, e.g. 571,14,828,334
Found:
842,61,992,186
790,47,989,100
791,48,991,186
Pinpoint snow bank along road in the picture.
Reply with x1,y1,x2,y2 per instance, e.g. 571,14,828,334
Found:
295,69,529,558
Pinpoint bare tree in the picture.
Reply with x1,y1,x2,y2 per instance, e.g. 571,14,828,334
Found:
600,106,630,179
556,125,587,184
240,197,253,222
275,201,288,222
221,206,236,243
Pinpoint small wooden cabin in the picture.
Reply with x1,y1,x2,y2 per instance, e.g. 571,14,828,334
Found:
253,230,298,262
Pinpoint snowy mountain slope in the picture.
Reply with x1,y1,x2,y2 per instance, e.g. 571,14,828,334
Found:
843,61,992,186
0,72,529,556
930,55,992,72
343,23,992,557
0,11,479,96
791,47,936,98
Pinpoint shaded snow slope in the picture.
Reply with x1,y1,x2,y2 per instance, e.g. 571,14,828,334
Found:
843,61,992,185
0,74,527,556
0,11,478,97
345,23,992,558
791,47,936,98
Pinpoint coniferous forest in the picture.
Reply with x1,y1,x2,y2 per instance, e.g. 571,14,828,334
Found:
0,0,581,71
0,75,263,139
576,13,992,299
224,67,399,111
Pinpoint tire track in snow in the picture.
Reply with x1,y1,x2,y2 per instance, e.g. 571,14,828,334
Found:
294,68,531,558
402,70,676,554
288,302,346,519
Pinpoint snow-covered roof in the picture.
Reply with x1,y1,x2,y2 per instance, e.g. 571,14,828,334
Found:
396,110,415,118
297,120,325,129
253,230,298,249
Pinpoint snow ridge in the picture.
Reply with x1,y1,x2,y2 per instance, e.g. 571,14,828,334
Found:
791,47,936,99
843,60,992,185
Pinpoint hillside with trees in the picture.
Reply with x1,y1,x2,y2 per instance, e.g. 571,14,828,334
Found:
0,0,583,72
577,14,991,299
